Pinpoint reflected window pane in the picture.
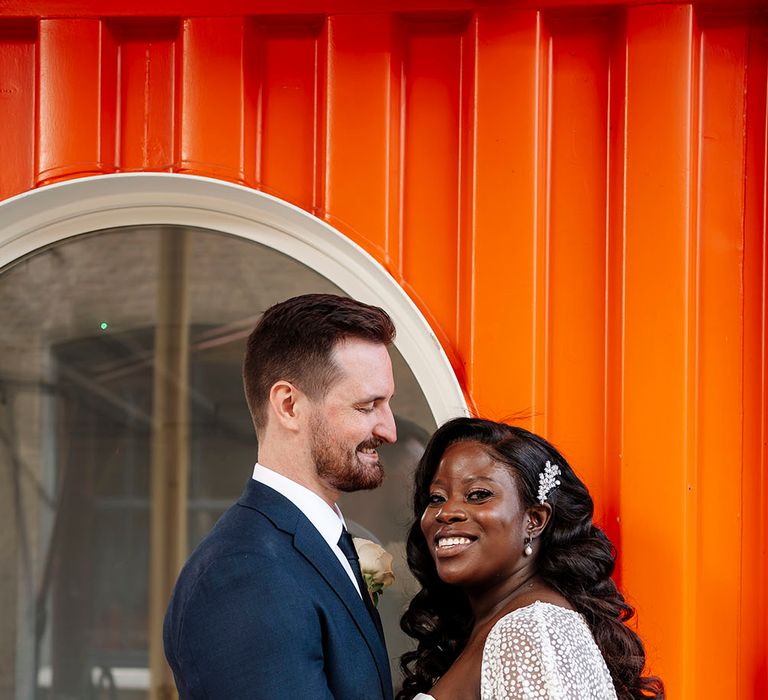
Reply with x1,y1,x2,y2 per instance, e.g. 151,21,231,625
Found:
0,225,435,698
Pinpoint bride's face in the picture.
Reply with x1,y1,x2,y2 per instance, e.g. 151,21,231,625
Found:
420,440,531,589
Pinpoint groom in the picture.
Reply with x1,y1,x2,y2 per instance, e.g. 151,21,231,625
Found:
163,294,397,699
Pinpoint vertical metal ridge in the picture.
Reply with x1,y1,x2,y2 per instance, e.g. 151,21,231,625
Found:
694,19,752,693
36,18,115,185
456,13,478,395
530,9,550,434
320,15,332,220
467,7,539,421
256,17,324,211
603,7,627,559
399,15,465,356
620,5,699,694
97,19,117,174
112,18,180,172
681,8,700,695
177,17,251,183
0,19,37,199
739,19,768,698
387,13,403,275
542,10,615,532
313,16,328,215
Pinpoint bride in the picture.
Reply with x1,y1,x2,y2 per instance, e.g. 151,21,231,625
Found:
397,418,664,700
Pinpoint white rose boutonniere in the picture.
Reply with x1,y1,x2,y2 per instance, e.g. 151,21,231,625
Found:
353,537,395,606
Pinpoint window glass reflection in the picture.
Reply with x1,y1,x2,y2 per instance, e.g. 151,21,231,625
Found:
0,225,435,698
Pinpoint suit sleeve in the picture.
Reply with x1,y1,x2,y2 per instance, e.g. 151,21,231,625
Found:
172,551,335,699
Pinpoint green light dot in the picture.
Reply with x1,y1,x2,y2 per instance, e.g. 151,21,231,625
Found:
100,322,109,330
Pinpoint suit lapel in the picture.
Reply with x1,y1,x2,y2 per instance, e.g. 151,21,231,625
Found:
293,520,391,679
239,480,393,697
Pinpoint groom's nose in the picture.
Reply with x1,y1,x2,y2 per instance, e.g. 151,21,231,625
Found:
373,403,397,444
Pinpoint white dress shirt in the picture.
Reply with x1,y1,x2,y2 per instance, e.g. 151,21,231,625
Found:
251,463,362,597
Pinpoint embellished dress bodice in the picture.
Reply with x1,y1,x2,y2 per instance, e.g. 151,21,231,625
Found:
413,601,617,700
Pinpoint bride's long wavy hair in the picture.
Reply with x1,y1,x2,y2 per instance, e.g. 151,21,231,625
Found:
397,418,664,700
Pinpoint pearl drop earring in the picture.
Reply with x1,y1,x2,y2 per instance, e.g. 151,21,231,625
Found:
523,535,533,556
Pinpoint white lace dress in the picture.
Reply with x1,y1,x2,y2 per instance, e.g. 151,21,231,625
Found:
413,601,617,700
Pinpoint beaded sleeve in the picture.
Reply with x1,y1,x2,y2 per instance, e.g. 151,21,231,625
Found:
480,601,618,700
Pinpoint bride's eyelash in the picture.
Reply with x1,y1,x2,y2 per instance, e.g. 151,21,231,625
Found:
425,489,492,505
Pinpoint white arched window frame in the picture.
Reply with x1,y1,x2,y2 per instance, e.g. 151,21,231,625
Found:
0,173,467,424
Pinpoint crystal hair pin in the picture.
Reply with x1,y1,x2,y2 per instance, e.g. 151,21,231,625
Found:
537,460,561,504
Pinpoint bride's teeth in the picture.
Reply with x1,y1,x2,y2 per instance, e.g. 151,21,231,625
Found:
437,537,471,548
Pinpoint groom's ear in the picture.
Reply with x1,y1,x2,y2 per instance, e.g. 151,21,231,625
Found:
268,380,304,432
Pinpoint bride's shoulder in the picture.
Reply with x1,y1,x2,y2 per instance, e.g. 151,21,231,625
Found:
483,600,610,678
487,600,589,644
481,602,618,699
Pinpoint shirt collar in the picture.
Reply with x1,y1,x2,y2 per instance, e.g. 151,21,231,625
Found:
251,463,345,549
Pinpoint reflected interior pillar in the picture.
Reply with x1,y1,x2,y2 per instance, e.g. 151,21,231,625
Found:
149,228,190,700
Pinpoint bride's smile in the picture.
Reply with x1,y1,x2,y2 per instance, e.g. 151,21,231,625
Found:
433,531,477,557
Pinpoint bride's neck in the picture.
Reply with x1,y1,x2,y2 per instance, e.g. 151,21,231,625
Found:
466,568,540,627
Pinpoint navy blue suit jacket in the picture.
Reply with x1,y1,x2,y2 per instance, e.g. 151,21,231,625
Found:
163,479,394,699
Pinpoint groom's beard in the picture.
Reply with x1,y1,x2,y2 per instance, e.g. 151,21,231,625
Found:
310,415,384,492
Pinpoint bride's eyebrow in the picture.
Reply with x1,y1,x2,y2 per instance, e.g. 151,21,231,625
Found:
461,475,497,486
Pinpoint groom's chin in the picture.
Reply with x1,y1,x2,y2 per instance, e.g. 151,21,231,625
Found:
337,463,385,492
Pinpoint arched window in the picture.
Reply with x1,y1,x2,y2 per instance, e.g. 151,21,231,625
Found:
0,175,466,697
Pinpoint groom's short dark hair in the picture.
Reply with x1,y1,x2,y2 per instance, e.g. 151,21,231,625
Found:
243,293,395,432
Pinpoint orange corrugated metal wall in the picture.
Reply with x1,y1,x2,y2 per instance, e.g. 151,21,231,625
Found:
0,3,766,697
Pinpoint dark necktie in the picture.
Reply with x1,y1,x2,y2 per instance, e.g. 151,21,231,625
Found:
337,527,384,639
